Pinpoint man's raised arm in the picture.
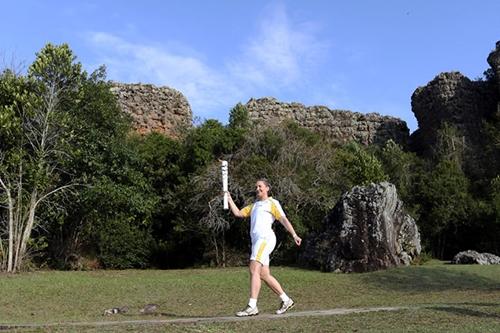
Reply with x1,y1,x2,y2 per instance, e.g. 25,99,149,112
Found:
226,192,245,218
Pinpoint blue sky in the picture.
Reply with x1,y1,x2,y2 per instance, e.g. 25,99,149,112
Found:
1,1,499,132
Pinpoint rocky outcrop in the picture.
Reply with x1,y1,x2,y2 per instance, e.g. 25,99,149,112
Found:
110,83,192,137
410,42,499,161
300,182,421,273
452,250,500,265
245,98,409,146
487,41,500,98
410,72,496,154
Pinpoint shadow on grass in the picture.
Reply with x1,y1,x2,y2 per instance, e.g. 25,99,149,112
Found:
358,266,500,292
428,305,500,319
157,312,207,318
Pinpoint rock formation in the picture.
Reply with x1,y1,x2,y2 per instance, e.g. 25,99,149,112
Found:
410,42,499,161
300,182,421,273
452,250,500,265
410,72,496,153
245,97,409,146
487,41,500,101
110,83,192,137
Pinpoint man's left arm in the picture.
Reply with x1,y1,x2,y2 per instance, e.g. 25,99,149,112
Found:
279,216,302,246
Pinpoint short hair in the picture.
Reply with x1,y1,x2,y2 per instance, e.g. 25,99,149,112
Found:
256,178,271,191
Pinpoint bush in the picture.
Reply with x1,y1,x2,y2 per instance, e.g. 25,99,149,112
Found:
333,142,387,188
94,218,153,269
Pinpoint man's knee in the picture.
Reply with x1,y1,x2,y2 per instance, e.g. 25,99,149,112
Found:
260,267,271,280
249,260,262,276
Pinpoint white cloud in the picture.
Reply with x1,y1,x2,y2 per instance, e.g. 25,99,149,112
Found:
87,32,239,117
86,4,329,121
229,3,328,91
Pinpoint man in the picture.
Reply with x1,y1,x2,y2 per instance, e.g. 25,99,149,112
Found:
226,179,302,317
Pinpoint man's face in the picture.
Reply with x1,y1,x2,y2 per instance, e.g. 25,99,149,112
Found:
255,181,269,199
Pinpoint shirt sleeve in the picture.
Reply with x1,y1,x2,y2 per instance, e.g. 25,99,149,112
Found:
240,204,253,218
270,199,286,220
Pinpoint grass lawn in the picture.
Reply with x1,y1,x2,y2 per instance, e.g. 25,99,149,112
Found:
0,260,499,332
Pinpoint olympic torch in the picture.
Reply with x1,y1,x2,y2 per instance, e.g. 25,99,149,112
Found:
221,160,228,210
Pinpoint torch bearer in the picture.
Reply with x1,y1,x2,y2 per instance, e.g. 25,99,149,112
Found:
221,160,228,210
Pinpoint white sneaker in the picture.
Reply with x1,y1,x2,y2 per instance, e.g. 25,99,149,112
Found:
276,298,295,314
236,305,259,317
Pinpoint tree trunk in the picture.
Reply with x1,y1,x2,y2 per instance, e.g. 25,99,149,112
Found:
221,231,226,268
1,176,15,272
7,191,14,272
437,233,447,260
212,234,220,267
13,203,27,272
15,189,38,271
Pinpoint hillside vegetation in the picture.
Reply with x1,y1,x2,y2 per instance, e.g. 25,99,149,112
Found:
0,43,499,271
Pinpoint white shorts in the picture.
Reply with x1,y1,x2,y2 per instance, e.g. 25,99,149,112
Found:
250,235,276,266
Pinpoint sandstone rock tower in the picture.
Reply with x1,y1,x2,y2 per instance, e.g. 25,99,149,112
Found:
111,83,192,137
410,42,499,155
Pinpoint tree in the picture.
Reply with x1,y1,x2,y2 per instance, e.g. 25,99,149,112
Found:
413,124,471,258
333,142,387,189
228,103,250,130
130,132,200,268
377,139,422,209
432,123,466,166
0,44,79,272
493,176,500,225
415,158,471,258
42,63,132,268
183,119,232,173
190,121,342,266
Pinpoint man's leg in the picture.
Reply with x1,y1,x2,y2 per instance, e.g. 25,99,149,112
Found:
249,260,263,299
261,265,295,314
236,260,262,317
260,265,284,296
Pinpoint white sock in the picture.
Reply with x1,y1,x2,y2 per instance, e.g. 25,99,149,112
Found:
279,293,290,302
248,298,257,308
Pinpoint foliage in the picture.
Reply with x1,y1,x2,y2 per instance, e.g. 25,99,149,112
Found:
413,124,473,258
492,176,500,224
132,132,207,268
419,160,470,242
192,121,345,265
411,251,433,265
183,119,241,173
431,123,466,165
376,139,423,216
93,217,153,269
6,43,159,270
228,102,250,130
0,43,81,272
3,43,500,269
333,142,387,188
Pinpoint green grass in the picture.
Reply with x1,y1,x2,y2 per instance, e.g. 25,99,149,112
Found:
0,261,499,332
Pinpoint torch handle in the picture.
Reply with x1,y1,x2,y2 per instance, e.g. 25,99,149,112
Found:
221,161,228,210
223,192,229,210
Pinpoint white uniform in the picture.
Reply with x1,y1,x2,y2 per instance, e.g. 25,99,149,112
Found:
240,197,286,266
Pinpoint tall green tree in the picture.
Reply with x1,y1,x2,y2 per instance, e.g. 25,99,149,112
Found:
412,124,473,257
0,44,79,272
43,60,158,269
415,158,471,258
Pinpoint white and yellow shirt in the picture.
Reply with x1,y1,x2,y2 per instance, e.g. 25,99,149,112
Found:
241,197,286,241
